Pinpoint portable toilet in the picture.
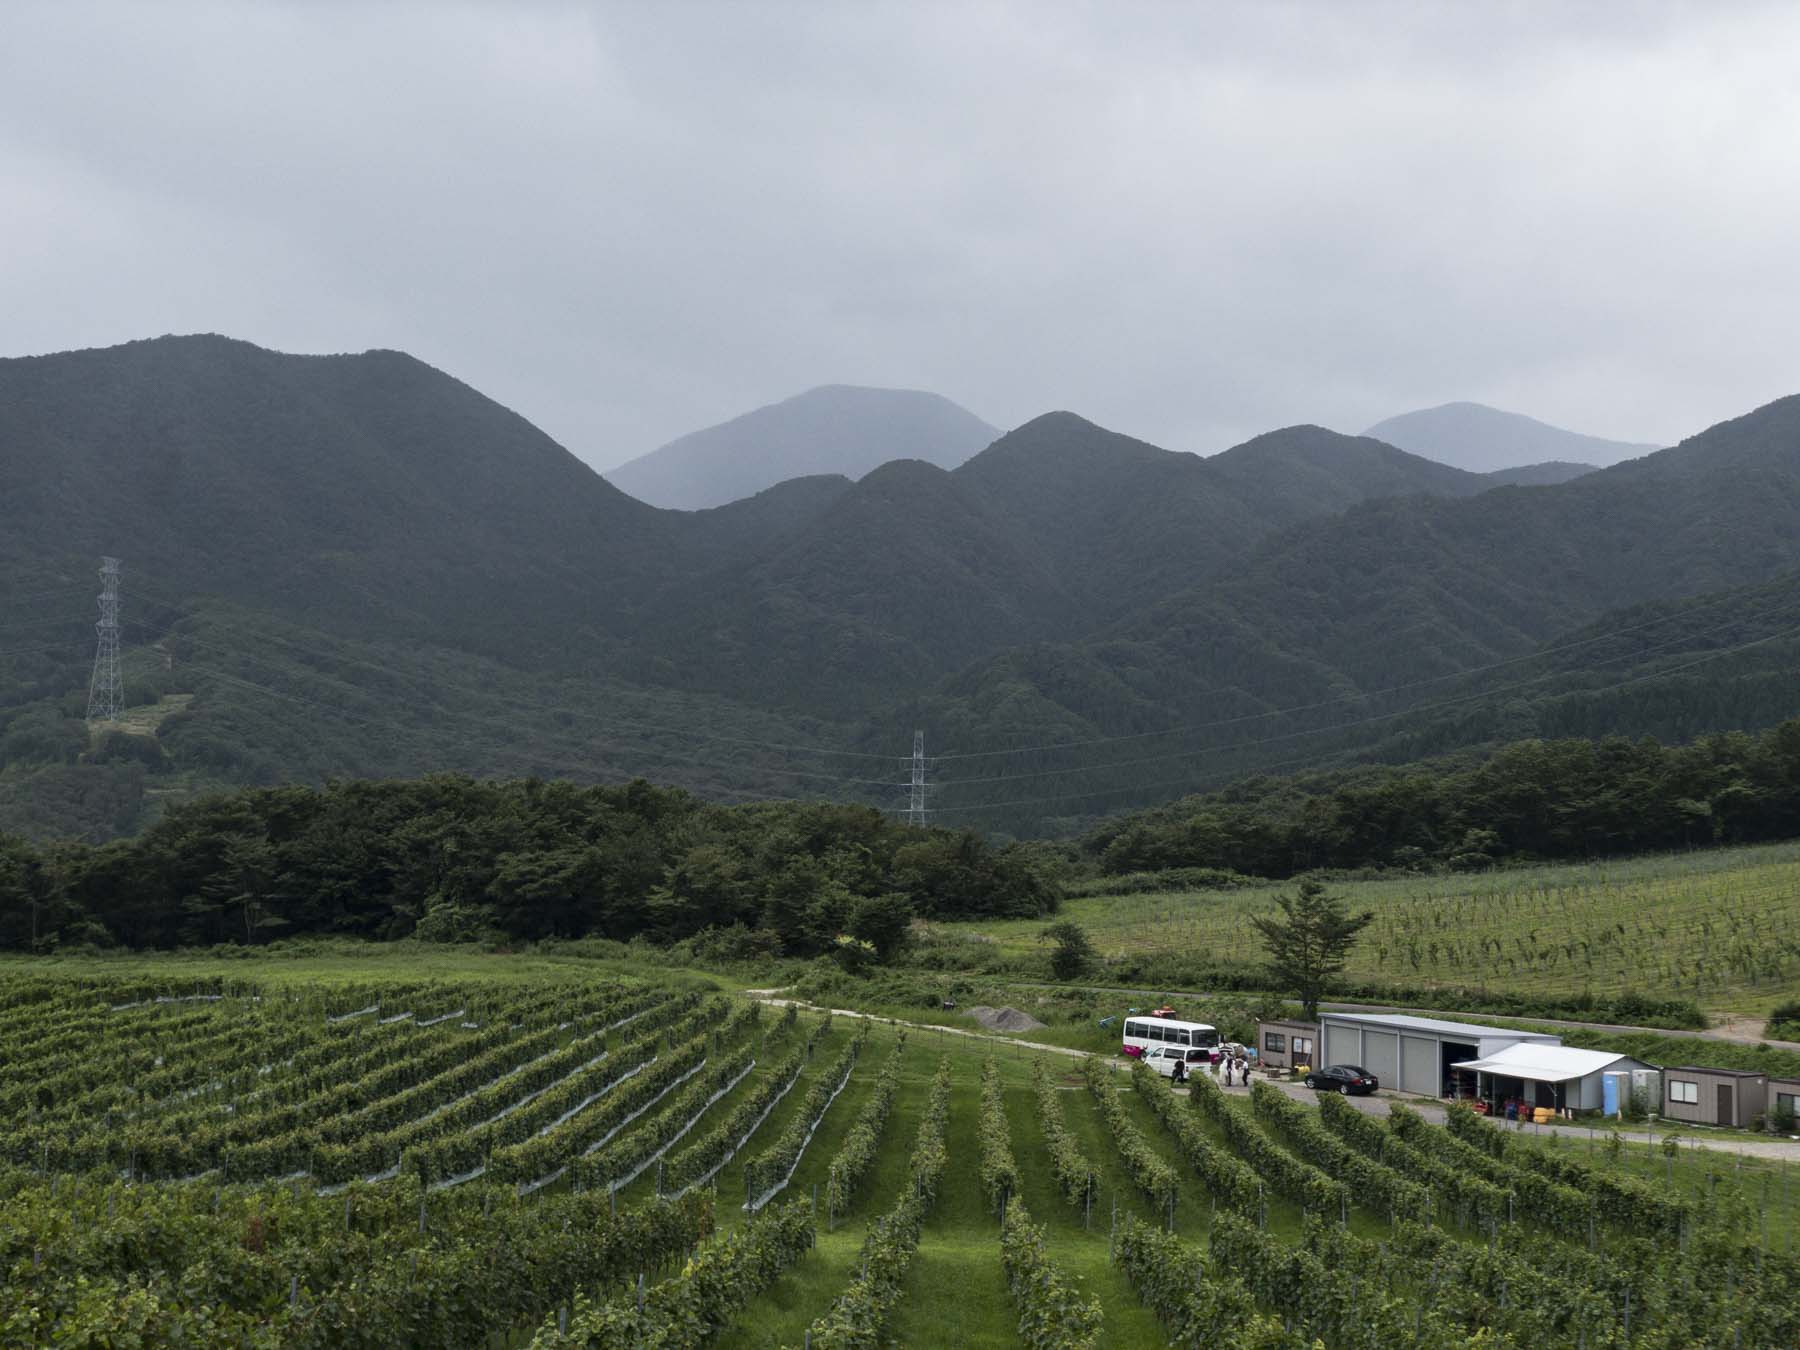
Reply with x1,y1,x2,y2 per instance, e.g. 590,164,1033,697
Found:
1602,1071,1629,1117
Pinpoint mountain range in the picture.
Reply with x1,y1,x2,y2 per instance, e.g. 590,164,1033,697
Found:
4,334,1800,841
1362,401,1659,474
605,384,997,510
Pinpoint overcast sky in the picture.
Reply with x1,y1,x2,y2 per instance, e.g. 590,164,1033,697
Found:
5,2,1799,470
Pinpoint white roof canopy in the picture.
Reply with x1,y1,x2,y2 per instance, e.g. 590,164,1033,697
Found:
1455,1044,1637,1085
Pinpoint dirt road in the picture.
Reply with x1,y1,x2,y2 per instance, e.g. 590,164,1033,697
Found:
747,991,1800,1161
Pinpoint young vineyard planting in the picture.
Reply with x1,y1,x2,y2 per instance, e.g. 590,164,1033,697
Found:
2,966,1797,1345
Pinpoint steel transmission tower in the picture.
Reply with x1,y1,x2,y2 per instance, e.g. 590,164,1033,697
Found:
86,556,123,722
905,730,928,827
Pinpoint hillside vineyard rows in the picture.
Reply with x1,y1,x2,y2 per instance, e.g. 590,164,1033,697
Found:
988,842,1800,1013
4,972,1798,1345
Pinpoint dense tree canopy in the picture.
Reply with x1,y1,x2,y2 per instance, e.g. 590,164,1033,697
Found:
0,775,1057,953
1086,720,1800,878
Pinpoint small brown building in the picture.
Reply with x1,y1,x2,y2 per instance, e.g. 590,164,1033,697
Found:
1662,1067,1767,1128
1257,1020,1318,1072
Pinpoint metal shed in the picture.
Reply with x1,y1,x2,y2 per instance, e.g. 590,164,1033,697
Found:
1662,1067,1768,1128
1457,1043,1655,1114
1315,1012,1560,1098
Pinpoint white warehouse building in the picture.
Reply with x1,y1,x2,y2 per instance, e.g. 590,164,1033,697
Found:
1315,1012,1561,1099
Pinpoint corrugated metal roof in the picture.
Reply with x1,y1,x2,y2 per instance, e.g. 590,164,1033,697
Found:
1319,1012,1561,1043
1456,1043,1645,1083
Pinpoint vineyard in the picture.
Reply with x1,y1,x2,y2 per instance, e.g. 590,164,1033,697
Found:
2,962,1798,1346
984,840,1800,1015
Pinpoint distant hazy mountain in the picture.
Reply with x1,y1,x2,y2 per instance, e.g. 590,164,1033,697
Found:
606,385,998,510
1363,402,1658,473
1481,461,1597,487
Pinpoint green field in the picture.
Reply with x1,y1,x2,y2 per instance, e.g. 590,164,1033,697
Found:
971,841,1800,1018
3,955,1797,1346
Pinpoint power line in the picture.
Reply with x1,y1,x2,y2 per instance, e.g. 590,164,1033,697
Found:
0,583,96,608
929,581,1786,764
0,638,95,660
929,589,1800,788
153,643,906,791
125,583,901,764
57,566,1800,814
925,613,1800,816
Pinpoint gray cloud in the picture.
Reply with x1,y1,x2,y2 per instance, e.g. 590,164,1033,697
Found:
4,1,1798,469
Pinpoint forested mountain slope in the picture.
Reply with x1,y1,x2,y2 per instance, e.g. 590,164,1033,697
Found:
0,336,688,660
7,335,1800,841
901,395,1800,828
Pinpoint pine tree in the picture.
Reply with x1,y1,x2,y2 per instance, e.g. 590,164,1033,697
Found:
1250,879,1372,1021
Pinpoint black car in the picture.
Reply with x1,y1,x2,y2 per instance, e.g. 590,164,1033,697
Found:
1304,1064,1379,1095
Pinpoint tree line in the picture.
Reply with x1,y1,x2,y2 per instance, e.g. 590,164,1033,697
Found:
1086,720,1800,876
0,775,1056,953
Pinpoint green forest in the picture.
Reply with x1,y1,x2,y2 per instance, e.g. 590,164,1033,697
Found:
1084,718,1800,877
0,778,1054,953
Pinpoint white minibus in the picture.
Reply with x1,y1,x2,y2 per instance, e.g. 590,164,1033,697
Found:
1120,1016,1220,1060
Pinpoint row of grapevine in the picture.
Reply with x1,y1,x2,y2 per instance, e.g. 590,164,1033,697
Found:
976,1057,1021,1215
348,994,716,1185
1386,1101,1586,1232
528,1198,815,1349
1247,1081,1428,1221
744,1021,868,1210
1129,1061,1270,1216
495,1006,766,1191
1185,1071,1343,1215
13,985,664,1180
661,1015,829,1197
802,1057,953,1349
0,1175,715,1348
1109,1214,1294,1348
822,1032,906,1221
571,1046,757,1194
1210,1211,1473,1347
1031,1061,1099,1211
998,1199,1102,1350
1443,1102,1691,1234
1081,1059,1178,1212
1316,1092,1509,1226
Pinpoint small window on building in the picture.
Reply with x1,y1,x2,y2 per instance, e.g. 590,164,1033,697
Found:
1777,1092,1797,1113
1264,1032,1286,1054
1294,1037,1314,1058
1670,1080,1698,1105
